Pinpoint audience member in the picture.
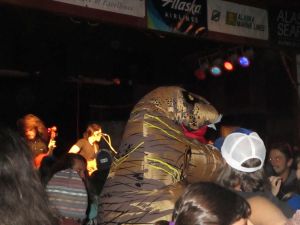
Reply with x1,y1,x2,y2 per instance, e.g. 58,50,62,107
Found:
268,142,297,200
216,128,293,225
278,152,300,211
46,168,88,225
154,220,169,225
40,153,87,186
45,153,89,225
0,127,58,225
170,182,251,225
285,210,300,225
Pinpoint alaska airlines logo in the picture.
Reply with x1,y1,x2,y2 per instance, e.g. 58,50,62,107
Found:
161,0,202,15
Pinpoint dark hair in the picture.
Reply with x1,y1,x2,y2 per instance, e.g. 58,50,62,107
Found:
0,127,58,225
83,123,101,138
17,114,49,142
40,153,87,185
216,158,267,192
269,142,293,160
154,220,169,225
172,182,251,225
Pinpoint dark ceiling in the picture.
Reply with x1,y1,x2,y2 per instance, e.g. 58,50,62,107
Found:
0,2,298,146
0,3,239,84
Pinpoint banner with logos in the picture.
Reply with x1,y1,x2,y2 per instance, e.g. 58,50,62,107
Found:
147,0,207,36
269,8,300,48
52,0,145,18
207,0,268,40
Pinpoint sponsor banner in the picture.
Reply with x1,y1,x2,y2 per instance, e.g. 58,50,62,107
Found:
207,0,268,40
269,8,300,48
147,0,207,36
52,0,145,18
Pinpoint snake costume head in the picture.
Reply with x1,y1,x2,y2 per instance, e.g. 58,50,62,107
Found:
133,86,221,131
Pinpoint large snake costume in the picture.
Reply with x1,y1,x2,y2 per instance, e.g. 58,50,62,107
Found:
99,86,224,224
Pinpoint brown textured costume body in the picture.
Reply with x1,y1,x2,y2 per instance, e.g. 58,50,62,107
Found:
99,86,224,224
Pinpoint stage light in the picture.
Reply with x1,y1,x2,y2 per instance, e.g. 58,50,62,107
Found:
194,59,209,80
194,68,206,80
238,56,250,67
223,61,234,71
210,66,222,76
210,58,222,77
113,78,121,85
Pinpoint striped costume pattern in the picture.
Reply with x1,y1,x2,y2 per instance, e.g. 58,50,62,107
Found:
99,86,224,224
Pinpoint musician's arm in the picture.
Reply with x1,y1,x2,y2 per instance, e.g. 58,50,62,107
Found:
69,145,80,153
48,139,56,150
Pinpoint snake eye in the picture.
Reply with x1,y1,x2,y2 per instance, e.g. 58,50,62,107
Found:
188,95,194,101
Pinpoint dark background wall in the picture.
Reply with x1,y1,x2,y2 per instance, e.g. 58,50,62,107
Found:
0,4,298,152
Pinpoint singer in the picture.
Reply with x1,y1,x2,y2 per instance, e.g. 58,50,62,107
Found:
69,123,102,173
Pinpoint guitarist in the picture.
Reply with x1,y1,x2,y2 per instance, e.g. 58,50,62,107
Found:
33,126,57,168
17,114,57,168
69,123,102,174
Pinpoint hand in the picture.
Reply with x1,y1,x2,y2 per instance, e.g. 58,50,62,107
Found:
269,176,282,196
48,139,56,150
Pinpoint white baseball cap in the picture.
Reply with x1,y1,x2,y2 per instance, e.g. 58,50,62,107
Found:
221,128,266,173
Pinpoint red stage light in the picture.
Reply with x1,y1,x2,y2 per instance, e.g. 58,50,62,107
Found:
194,68,206,80
224,61,234,71
113,78,121,85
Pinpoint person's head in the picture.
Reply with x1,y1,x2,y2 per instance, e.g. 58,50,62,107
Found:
294,152,300,180
172,182,251,225
84,123,102,142
154,220,169,225
0,127,57,225
41,153,88,185
268,142,293,178
216,128,267,192
46,169,88,223
17,114,48,142
69,153,88,179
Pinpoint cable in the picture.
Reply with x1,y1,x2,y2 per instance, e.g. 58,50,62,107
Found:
100,133,117,154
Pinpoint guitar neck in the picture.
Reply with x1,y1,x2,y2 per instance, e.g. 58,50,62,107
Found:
47,136,56,156
48,145,55,156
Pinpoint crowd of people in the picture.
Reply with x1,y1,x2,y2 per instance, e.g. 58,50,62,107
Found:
1,113,300,225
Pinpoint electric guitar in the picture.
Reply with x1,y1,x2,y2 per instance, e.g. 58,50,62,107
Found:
87,159,97,175
34,126,57,168
87,133,117,175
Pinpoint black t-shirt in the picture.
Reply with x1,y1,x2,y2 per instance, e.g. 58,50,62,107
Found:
27,138,48,157
75,138,99,161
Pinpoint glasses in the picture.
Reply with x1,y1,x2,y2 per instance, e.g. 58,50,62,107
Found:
269,156,284,163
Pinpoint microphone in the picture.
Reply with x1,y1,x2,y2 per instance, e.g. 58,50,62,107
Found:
99,132,117,154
